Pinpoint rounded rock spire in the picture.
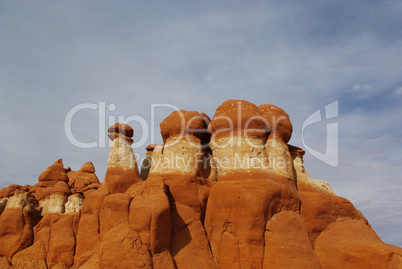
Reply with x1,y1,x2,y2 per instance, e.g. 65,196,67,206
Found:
258,104,292,143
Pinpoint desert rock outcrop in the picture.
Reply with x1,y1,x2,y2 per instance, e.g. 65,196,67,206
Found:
0,99,401,268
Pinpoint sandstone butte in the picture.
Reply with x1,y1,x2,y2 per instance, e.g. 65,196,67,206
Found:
0,100,401,269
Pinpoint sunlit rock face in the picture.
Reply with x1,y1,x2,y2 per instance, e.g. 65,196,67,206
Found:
208,100,270,179
147,110,217,269
104,123,142,194
67,161,100,198
258,104,294,180
149,110,207,178
290,145,335,195
0,99,401,269
204,100,301,268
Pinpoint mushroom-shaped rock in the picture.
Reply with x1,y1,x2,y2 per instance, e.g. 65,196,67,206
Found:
204,100,301,268
149,111,217,268
258,104,292,142
208,100,270,178
108,123,134,145
209,99,268,140
160,110,206,143
151,110,207,177
105,124,142,194
258,104,294,179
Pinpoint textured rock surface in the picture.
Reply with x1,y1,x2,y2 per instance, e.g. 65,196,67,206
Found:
263,210,320,268
315,218,402,268
11,240,47,269
0,192,37,257
38,159,69,183
67,162,100,197
104,136,142,193
258,104,294,180
0,100,401,269
209,100,269,177
108,123,134,145
152,110,216,268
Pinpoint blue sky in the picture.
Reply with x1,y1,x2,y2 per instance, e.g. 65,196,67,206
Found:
1,1,401,246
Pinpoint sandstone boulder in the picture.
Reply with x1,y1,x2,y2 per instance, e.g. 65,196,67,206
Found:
67,162,100,197
315,218,402,268
38,159,69,183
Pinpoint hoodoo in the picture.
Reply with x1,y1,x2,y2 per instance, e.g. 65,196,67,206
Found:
0,100,401,269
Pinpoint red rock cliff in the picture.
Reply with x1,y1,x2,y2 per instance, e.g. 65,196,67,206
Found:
0,100,401,269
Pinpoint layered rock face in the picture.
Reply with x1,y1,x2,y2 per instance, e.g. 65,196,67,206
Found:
149,110,216,269
205,100,300,268
208,100,270,178
258,104,294,180
0,100,401,268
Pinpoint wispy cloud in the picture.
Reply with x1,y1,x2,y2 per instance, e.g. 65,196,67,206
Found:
393,87,402,96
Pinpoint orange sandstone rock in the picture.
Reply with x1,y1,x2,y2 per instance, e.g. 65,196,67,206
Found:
11,240,47,269
38,159,69,183
205,100,301,268
0,99,401,269
298,180,367,244
160,110,206,144
315,218,402,268
263,210,320,268
209,99,268,140
74,187,109,267
259,104,294,179
107,123,134,145
150,110,217,268
104,125,142,194
67,162,100,197
258,104,292,143
0,192,36,257
104,124,142,193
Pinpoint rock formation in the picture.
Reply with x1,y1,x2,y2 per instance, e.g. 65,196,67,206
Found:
104,123,142,194
258,104,294,180
0,99,401,268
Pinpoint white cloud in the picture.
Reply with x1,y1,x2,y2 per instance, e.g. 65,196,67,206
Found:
393,87,402,96
348,84,372,92
345,84,379,98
